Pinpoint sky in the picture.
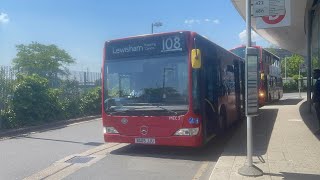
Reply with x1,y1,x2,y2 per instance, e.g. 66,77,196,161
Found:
0,0,271,72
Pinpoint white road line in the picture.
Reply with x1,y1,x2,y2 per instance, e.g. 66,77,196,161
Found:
192,161,209,180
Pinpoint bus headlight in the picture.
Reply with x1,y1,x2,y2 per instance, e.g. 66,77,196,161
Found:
174,128,199,136
259,92,265,97
104,127,119,134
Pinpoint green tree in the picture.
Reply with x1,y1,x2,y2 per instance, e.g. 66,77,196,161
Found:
281,54,305,78
313,56,320,70
0,67,14,111
13,42,75,87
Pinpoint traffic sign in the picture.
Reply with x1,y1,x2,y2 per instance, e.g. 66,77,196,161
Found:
261,15,285,24
256,0,290,29
253,0,285,17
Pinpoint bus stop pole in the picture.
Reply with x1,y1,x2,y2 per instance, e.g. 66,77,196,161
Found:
238,0,263,177
246,0,253,167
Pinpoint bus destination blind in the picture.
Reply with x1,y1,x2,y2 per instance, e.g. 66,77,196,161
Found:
106,33,187,59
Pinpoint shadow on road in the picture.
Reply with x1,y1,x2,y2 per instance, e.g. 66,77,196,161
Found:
110,125,239,162
265,99,303,106
299,101,320,140
109,108,278,161
221,108,278,157
265,172,320,180
13,136,103,146
0,124,68,140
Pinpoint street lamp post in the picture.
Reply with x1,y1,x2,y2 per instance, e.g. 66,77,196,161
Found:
151,22,163,34
285,57,287,83
299,64,301,98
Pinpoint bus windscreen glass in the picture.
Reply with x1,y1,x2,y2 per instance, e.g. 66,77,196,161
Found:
104,33,188,116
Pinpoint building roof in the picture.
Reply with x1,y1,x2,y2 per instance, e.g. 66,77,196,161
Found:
231,0,310,56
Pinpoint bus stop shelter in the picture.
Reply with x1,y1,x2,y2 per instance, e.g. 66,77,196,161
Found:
231,0,320,113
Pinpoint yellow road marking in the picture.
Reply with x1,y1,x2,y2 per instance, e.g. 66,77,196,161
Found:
192,161,209,180
23,143,127,180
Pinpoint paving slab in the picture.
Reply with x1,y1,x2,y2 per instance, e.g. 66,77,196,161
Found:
209,96,320,180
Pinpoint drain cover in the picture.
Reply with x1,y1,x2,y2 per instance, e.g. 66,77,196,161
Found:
65,156,94,164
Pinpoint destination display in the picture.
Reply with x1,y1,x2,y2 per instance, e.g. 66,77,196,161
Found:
106,33,187,59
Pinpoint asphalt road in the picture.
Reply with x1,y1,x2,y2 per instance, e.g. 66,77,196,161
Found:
63,131,235,180
0,119,104,180
0,118,236,180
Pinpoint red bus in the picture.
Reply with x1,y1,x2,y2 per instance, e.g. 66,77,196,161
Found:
230,46,283,106
102,31,245,147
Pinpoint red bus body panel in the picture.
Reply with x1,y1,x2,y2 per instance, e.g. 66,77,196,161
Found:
230,45,282,106
102,31,204,147
102,112,203,147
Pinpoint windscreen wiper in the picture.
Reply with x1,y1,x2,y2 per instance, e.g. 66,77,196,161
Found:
108,107,137,115
155,105,178,115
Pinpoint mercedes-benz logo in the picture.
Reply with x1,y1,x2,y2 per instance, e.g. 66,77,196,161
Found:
140,126,148,135
121,118,128,124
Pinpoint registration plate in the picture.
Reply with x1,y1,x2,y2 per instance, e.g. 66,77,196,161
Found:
134,138,155,144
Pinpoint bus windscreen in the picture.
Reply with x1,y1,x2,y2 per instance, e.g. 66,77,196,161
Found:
104,33,189,116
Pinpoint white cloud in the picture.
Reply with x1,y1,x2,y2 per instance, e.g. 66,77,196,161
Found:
239,29,262,43
185,18,220,25
184,19,193,24
213,19,220,24
184,19,201,25
0,13,9,24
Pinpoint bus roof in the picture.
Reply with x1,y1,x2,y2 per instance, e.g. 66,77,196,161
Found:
105,31,194,44
230,45,280,59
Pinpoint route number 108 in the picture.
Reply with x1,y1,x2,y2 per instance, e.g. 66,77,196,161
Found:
162,36,182,52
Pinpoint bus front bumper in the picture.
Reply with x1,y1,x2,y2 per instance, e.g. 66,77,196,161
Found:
104,134,203,147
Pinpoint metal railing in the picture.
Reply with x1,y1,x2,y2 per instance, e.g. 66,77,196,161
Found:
0,65,101,112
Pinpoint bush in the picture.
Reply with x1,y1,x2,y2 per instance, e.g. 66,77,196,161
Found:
283,80,307,93
80,87,102,116
12,74,62,126
59,80,81,119
1,75,102,129
283,80,298,93
0,108,18,129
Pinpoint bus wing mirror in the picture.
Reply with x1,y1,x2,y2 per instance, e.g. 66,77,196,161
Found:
191,49,201,69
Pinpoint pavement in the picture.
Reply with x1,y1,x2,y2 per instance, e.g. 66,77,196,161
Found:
209,94,320,180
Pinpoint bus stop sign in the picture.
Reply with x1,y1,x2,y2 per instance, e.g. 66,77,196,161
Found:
246,47,259,115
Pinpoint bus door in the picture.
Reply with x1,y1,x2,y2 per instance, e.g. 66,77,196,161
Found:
233,60,241,120
269,76,274,101
202,61,219,137
264,74,269,101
